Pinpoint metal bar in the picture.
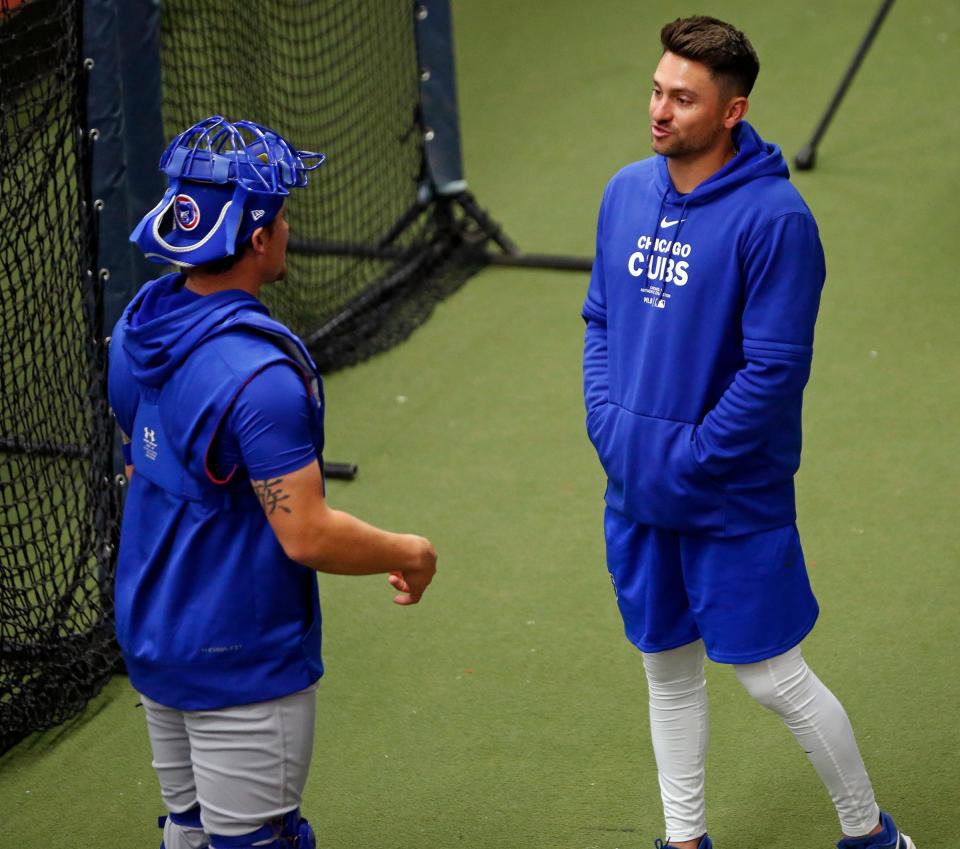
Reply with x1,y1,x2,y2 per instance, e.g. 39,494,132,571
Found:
0,436,357,488
287,238,410,261
454,190,520,255
378,198,430,248
302,244,442,347
0,436,91,461
289,199,594,272
794,0,896,170
483,251,593,272
325,461,358,481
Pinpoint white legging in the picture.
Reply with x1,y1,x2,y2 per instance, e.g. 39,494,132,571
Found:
642,641,880,842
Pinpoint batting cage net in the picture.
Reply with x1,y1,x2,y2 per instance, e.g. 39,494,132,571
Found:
0,0,119,754
0,0,494,753
160,0,484,373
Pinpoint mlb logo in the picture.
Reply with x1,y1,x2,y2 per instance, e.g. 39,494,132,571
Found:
174,194,201,231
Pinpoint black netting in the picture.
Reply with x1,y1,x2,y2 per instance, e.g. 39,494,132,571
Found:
159,0,484,373
0,0,490,753
0,0,119,754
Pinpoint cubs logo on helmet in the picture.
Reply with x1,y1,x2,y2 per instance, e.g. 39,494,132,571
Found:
174,194,201,231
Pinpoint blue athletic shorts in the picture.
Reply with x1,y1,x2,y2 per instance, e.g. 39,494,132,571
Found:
603,507,819,664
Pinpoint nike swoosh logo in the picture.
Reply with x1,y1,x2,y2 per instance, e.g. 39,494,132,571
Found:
660,216,687,228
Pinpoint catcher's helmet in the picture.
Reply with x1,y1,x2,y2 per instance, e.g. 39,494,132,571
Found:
130,116,325,267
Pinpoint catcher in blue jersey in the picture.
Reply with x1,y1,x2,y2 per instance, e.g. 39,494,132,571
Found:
109,116,438,849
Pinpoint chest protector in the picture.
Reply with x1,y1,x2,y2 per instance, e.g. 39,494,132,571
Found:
111,311,326,710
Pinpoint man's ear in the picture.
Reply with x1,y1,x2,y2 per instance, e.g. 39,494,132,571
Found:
723,96,749,129
249,225,269,256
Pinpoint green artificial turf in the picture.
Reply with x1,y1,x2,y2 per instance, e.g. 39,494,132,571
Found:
2,1,959,847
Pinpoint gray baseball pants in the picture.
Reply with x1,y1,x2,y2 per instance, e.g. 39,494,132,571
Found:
140,684,317,848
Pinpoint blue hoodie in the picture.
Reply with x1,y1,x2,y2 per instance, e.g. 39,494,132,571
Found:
582,122,825,537
108,273,325,709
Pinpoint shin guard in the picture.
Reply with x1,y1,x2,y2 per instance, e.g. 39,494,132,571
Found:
280,809,316,848
158,804,207,849
209,810,315,849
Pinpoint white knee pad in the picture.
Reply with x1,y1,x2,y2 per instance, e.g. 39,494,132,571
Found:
642,638,707,690
733,645,809,712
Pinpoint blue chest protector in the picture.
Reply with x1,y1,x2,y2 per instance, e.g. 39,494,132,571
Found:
109,303,326,710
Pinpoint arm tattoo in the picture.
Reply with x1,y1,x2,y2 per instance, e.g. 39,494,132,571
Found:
252,478,292,515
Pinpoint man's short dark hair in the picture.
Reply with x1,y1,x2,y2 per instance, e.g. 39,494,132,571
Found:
190,216,277,276
660,16,759,97
193,247,247,276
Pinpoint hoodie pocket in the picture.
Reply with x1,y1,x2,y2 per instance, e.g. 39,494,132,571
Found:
589,402,724,534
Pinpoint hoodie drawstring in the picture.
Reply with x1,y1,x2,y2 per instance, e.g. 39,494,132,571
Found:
648,197,690,310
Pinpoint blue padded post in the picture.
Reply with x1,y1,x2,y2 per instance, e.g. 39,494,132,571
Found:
413,0,467,196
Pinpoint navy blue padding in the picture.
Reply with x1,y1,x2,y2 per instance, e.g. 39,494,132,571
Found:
168,805,203,829
83,0,166,332
209,823,275,848
414,0,466,194
280,809,316,848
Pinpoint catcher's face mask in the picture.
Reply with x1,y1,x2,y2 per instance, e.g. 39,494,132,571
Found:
131,116,324,267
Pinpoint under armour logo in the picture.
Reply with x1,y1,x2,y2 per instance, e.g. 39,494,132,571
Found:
251,209,265,221
143,426,158,461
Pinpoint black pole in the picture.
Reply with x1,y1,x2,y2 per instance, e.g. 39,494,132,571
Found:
795,0,896,171
325,462,358,481
484,252,593,272
452,191,594,272
453,190,520,255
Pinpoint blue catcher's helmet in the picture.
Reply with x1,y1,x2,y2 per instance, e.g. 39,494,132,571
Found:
130,116,325,267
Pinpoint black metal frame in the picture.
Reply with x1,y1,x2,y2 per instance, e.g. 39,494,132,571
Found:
289,189,593,272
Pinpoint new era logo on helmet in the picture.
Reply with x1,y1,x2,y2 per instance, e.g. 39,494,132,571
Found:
174,194,200,231
251,209,265,221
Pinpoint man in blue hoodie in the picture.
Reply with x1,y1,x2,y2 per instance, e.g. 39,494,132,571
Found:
582,17,914,849
109,117,437,849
